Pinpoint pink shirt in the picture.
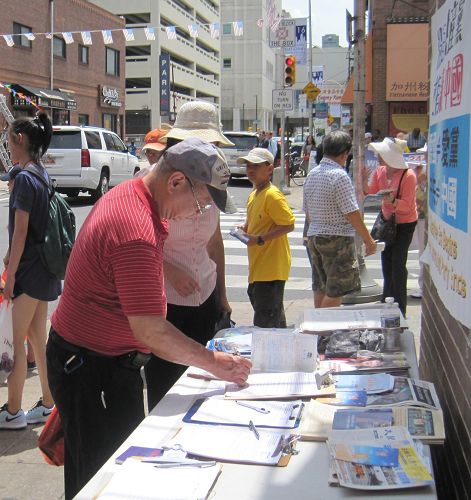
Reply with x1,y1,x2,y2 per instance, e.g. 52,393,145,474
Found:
164,204,219,306
368,166,418,223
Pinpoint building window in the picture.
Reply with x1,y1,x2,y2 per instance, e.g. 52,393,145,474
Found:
13,22,32,48
106,48,120,76
102,113,117,132
53,36,66,58
222,23,232,35
223,58,232,69
78,45,89,65
78,114,89,126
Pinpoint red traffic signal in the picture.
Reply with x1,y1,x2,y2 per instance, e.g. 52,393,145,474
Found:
284,56,296,87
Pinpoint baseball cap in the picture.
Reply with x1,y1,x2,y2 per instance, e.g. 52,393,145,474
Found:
236,148,274,165
142,128,169,152
163,137,237,214
0,165,22,182
162,101,234,147
365,132,372,139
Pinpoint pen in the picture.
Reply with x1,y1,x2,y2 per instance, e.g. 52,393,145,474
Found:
236,400,270,414
153,461,217,469
249,420,260,440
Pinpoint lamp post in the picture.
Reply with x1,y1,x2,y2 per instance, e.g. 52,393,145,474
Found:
308,0,313,138
254,95,258,132
50,0,54,90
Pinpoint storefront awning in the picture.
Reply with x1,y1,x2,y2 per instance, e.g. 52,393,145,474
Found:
341,36,373,105
11,84,77,110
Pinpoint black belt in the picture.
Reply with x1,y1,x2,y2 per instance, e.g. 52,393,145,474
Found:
49,329,151,369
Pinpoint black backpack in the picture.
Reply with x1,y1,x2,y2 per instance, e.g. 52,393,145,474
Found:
25,166,76,280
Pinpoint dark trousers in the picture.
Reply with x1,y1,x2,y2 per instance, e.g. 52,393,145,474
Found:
381,221,417,316
144,289,218,412
247,280,287,328
46,333,145,500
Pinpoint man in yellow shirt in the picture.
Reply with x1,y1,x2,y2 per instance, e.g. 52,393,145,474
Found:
237,149,295,327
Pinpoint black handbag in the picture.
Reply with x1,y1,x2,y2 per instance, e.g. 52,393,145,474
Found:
370,170,406,245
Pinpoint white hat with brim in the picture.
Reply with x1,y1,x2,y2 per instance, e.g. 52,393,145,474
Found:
236,148,274,165
417,143,427,153
163,137,237,214
161,101,234,147
368,137,408,169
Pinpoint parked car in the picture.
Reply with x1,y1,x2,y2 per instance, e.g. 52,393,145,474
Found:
219,131,258,177
42,126,140,201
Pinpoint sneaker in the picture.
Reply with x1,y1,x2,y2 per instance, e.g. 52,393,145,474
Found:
25,399,54,424
27,361,36,372
410,290,422,299
0,403,27,430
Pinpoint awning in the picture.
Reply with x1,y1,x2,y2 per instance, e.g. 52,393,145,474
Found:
341,36,373,105
11,84,77,110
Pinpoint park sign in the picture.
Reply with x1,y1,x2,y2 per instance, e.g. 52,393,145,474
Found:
269,19,296,48
272,89,293,111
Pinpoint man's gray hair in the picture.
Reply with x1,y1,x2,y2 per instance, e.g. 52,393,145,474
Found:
323,130,352,157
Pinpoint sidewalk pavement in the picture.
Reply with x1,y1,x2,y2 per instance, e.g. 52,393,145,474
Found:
0,179,422,500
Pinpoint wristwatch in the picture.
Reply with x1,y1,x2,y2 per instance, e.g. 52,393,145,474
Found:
257,236,265,246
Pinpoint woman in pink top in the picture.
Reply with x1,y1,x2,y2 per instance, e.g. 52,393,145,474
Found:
363,138,417,316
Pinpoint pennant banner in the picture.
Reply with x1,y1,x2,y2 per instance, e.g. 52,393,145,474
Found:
122,29,135,42
63,32,74,44
81,31,92,45
1,81,42,109
102,30,113,45
0,19,259,47
144,27,155,41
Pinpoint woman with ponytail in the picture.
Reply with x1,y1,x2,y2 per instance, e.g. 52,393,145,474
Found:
0,112,60,430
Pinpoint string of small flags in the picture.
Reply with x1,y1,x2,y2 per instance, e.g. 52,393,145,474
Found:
0,17,282,47
0,82,42,109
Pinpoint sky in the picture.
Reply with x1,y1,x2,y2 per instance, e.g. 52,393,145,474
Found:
282,0,354,47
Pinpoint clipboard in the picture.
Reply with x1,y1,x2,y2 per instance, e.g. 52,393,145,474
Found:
182,398,304,430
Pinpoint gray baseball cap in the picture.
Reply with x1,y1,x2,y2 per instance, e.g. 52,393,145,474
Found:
0,165,22,182
163,137,237,214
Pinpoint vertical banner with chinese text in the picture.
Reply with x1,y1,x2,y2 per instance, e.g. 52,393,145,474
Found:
427,0,471,327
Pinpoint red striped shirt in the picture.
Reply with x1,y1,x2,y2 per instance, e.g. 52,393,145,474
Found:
51,178,168,356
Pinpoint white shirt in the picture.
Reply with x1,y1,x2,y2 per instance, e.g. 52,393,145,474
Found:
303,157,359,237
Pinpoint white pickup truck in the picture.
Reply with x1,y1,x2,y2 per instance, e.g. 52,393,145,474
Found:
42,125,140,201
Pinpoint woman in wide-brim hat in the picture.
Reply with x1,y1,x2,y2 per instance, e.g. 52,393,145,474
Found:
362,137,417,316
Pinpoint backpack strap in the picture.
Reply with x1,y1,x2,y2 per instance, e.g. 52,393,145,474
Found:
24,164,54,197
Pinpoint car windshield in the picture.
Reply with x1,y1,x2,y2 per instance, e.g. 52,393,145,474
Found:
225,136,258,150
49,131,81,149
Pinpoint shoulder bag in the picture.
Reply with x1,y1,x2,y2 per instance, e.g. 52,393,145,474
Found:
370,170,407,245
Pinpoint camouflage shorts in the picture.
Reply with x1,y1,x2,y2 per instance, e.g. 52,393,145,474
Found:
307,235,360,298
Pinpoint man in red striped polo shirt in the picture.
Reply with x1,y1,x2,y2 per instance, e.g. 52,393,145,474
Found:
46,138,251,500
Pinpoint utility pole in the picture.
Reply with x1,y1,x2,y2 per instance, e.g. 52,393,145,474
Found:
308,0,313,138
50,0,54,90
343,0,382,304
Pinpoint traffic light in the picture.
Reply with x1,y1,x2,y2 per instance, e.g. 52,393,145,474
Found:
284,55,296,87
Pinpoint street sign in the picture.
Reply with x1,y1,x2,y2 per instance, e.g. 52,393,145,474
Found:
272,89,293,111
269,19,296,48
303,82,321,102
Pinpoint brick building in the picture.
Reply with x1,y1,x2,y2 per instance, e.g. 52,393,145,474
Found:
0,0,125,135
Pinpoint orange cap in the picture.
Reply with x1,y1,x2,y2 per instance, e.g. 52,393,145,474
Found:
142,128,168,152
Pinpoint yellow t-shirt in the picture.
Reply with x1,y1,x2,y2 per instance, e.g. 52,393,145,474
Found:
246,184,295,283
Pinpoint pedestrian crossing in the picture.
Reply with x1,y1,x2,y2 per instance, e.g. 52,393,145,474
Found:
220,210,420,299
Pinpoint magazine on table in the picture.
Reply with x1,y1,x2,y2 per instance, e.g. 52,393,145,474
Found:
327,427,435,490
319,353,410,375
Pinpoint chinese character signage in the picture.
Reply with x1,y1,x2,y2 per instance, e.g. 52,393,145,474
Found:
160,54,170,115
386,23,429,101
425,0,471,327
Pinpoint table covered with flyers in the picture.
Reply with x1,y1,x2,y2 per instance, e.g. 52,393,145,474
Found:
77,307,440,500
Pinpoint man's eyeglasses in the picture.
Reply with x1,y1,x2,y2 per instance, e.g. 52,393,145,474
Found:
185,177,212,215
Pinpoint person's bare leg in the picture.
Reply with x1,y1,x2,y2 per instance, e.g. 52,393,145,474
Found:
320,295,342,308
27,300,53,407
314,291,324,308
8,294,38,413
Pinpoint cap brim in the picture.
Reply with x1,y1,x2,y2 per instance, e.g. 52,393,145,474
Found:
142,143,166,152
236,155,266,164
0,173,10,181
162,128,235,147
207,185,237,214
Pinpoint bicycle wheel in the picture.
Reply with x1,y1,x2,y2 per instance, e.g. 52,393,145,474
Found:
291,165,306,186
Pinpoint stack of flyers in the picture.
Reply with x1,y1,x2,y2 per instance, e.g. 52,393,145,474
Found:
333,374,395,394
327,427,435,490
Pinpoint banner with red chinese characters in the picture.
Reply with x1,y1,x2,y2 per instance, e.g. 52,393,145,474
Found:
423,0,471,327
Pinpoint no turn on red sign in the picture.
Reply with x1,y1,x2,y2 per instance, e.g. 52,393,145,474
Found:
272,89,294,111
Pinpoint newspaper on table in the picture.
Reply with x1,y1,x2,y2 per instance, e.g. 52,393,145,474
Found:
327,427,435,490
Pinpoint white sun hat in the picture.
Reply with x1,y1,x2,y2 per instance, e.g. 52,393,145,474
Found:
236,148,274,164
368,137,408,169
162,101,234,147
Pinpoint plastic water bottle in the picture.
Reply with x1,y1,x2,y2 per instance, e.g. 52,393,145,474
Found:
380,297,401,351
